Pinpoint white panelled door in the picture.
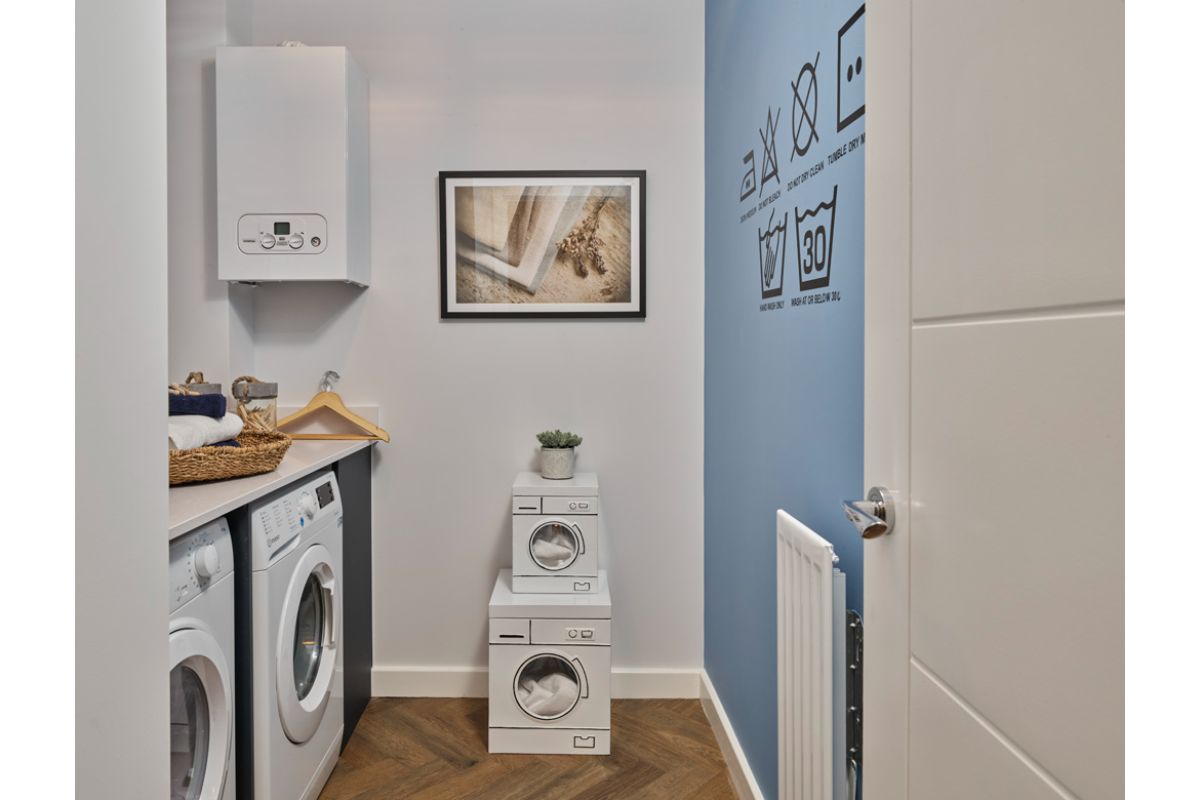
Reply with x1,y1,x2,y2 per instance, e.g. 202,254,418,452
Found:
862,1,1123,799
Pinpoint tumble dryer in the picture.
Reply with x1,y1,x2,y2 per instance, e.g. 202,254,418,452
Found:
511,471,600,593
168,518,236,800
488,568,611,754
246,470,344,800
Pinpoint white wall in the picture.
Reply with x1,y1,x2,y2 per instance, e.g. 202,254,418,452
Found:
243,0,706,684
167,0,256,385
76,0,170,795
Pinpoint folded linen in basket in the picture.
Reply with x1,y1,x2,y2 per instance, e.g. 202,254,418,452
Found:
168,413,244,451
168,392,226,419
517,672,578,717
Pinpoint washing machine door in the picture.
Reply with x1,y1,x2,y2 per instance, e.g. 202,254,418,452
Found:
512,651,589,721
527,519,584,572
276,543,338,744
168,628,232,800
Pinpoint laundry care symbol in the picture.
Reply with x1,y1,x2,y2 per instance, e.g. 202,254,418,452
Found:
758,208,788,299
837,4,866,132
739,149,757,202
791,53,820,160
794,185,838,291
758,107,781,195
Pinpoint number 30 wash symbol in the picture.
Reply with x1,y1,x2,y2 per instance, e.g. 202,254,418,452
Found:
794,185,838,291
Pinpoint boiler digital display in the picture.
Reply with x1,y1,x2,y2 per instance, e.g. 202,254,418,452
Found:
316,482,334,508
274,221,290,235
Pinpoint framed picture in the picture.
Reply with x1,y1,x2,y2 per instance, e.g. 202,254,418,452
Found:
439,170,646,319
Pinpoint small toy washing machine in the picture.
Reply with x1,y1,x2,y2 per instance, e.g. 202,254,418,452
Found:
488,568,611,755
512,471,600,593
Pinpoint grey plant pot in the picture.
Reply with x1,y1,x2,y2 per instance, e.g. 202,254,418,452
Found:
540,447,576,480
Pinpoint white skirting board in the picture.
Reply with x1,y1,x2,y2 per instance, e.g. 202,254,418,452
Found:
700,671,768,800
372,666,702,699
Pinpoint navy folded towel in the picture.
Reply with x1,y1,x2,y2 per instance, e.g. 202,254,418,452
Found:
209,439,240,447
169,393,226,419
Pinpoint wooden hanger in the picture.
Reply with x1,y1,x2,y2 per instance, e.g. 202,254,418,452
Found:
277,371,390,443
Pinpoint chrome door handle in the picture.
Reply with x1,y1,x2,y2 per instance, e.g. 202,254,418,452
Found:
842,487,895,539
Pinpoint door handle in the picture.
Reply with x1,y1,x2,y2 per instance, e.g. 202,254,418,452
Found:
842,487,895,539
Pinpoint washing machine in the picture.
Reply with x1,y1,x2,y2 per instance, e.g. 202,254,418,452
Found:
247,470,344,800
512,471,600,593
488,568,611,754
169,518,236,800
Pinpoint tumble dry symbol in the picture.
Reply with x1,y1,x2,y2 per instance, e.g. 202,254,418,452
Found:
791,53,820,160
758,208,788,299
837,4,866,132
794,185,838,291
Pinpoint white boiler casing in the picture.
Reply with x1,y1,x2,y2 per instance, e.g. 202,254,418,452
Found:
217,46,370,286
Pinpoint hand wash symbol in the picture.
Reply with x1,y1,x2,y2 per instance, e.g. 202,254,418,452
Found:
758,208,789,299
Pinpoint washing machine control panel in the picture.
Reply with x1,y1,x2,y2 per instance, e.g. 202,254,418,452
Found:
168,518,234,613
531,619,611,646
249,470,342,570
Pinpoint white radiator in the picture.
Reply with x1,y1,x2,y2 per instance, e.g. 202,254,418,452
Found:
777,510,847,800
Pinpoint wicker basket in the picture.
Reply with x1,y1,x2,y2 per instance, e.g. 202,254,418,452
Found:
169,429,292,486
169,378,291,486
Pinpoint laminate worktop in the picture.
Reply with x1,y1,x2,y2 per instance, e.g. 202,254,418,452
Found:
168,439,374,539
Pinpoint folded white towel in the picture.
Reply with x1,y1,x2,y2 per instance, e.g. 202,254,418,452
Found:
517,672,579,717
168,413,245,451
531,528,577,567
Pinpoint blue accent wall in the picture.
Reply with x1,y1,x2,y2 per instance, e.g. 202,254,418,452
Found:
705,1,866,795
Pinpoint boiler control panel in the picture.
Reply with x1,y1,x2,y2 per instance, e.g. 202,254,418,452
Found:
237,213,329,255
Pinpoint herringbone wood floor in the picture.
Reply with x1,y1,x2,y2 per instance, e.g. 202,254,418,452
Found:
318,698,739,799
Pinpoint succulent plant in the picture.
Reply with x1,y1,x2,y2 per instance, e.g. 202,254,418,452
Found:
536,429,583,449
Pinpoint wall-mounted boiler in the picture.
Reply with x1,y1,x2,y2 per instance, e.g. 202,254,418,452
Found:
217,46,370,286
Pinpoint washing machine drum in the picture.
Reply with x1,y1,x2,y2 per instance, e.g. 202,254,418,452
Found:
514,654,583,720
169,628,232,800
528,522,582,571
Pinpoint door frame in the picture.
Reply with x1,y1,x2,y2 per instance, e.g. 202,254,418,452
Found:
863,0,913,796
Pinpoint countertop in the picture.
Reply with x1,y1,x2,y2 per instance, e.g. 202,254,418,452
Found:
169,439,374,539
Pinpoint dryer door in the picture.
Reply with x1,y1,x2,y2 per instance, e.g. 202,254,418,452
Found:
168,628,232,800
527,519,584,571
276,543,338,744
513,652,586,721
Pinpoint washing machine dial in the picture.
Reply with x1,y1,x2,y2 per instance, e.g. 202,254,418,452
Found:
298,492,317,520
259,234,276,250
288,233,304,249
194,544,220,579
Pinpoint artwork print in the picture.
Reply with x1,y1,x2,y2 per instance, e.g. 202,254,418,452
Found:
439,171,645,319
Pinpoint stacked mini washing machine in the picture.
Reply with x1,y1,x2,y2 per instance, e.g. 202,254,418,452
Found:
488,471,612,754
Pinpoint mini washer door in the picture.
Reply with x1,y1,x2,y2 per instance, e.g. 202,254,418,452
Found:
512,651,589,721
168,628,232,800
527,519,584,572
276,543,338,744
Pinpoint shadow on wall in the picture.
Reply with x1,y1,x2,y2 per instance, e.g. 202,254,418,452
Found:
250,282,368,356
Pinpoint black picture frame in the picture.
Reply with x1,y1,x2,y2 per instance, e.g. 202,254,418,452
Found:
439,170,646,319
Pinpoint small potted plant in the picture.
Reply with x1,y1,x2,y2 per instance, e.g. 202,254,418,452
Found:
536,429,583,480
